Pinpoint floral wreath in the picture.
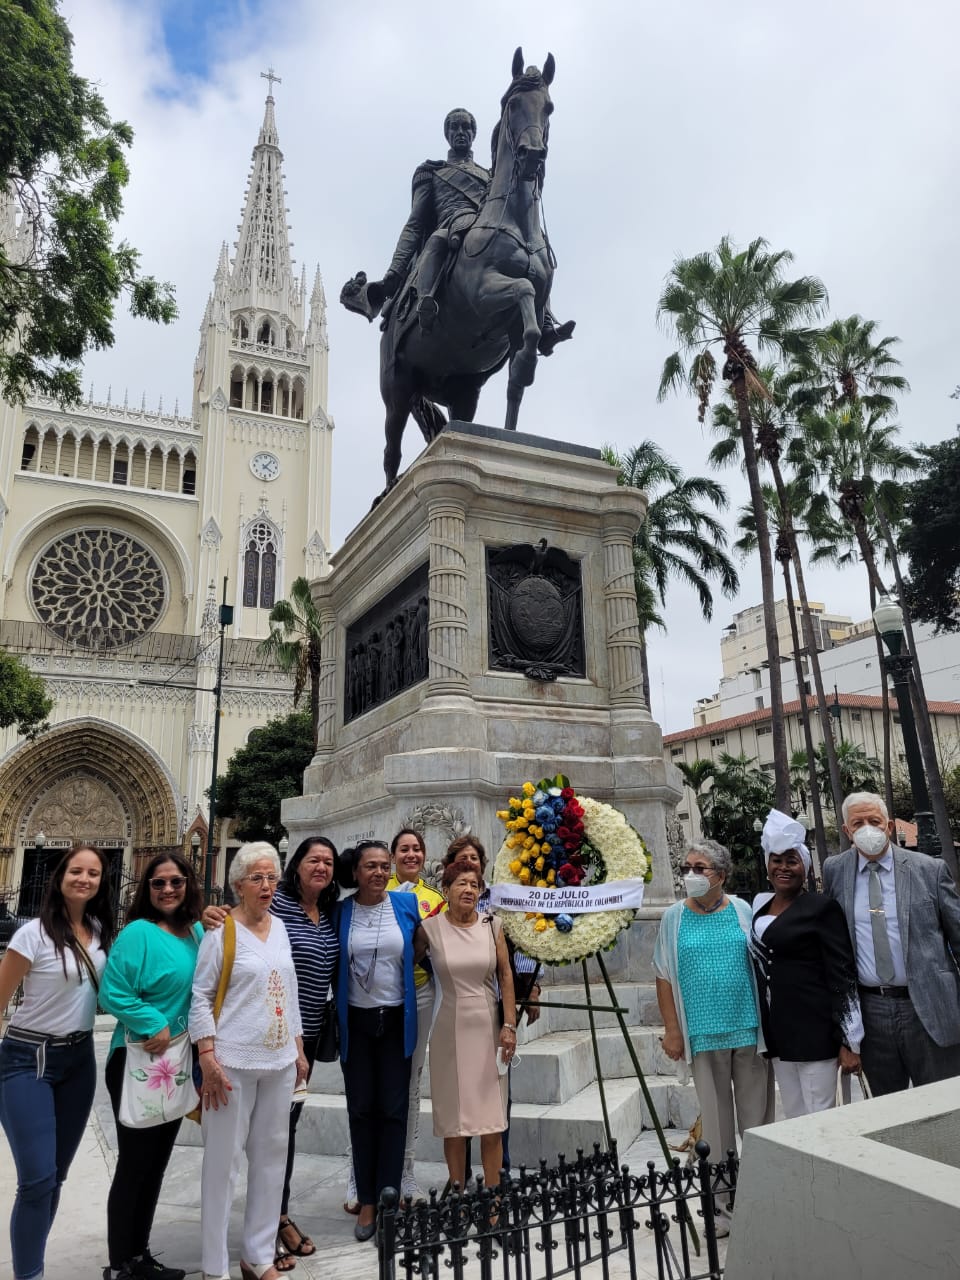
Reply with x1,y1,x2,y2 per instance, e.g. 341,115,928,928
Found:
492,776,650,965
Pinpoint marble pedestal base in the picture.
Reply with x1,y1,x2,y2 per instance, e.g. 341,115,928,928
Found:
283,422,682,942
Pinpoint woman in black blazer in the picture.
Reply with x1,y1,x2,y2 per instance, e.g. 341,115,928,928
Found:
752,811,863,1118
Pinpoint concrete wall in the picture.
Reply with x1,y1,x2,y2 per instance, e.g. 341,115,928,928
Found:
725,1079,960,1280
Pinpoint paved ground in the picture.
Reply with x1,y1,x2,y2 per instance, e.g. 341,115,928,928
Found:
0,1033,728,1280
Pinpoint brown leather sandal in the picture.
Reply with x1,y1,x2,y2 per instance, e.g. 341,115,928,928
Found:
278,1218,315,1258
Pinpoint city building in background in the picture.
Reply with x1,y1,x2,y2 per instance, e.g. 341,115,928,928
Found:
0,91,331,911
672,598,960,845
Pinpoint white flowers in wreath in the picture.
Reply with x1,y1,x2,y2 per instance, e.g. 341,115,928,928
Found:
492,796,649,965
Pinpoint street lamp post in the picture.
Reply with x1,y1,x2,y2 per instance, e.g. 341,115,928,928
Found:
278,835,289,867
873,597,939,857
205,577,234,898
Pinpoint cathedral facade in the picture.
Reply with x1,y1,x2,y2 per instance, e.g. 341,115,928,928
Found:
0,91,332,911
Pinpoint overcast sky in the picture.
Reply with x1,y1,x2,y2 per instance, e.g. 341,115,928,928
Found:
64,0,960,732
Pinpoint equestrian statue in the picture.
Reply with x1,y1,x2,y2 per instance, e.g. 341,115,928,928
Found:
341,47,574,499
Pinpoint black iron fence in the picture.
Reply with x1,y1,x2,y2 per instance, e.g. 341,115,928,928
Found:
378,1140,737,1280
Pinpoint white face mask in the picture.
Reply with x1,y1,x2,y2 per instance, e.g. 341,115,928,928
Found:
683,872,713,898
852,825,889,858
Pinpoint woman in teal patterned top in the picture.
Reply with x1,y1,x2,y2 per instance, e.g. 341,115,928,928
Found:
654,839,773,1223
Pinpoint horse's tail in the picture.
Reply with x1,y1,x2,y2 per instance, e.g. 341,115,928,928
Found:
411,396,447,444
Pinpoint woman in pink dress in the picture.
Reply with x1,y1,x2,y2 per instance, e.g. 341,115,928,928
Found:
415,859,517,1191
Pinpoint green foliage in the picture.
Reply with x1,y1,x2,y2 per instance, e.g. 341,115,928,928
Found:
815,740,880,806
261,577,325,749
602,441,739,628
214,712,314,846
0,648,52,737
697,753,775,894
0,0,176,404
901,433,960,632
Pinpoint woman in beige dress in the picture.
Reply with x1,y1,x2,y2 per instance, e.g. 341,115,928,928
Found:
415,859,517,1191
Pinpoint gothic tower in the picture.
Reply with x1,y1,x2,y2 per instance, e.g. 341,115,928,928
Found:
192,85,333,641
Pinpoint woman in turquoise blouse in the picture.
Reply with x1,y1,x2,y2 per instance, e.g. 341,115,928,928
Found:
99,853,204,1280
653,839,773,1228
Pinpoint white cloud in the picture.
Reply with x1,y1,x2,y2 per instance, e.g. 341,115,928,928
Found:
65,0,960,732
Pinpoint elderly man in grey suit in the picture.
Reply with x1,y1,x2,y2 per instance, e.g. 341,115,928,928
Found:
822,791,960,1095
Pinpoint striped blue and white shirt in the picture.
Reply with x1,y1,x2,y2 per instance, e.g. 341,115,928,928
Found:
270,886,339,1038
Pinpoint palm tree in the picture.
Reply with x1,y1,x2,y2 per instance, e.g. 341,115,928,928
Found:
260,576,324,750
816,740,880,800
712,371,846,830
676,758,716,837
656,238,827,810
734,491,830,869
798,405,917,598
602,441,739,707
795,322,954,873
791,315,909,418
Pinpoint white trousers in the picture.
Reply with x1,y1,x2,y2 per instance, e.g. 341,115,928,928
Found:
200,1063,296,1276
772,1057,837,1119
403,978,437,1172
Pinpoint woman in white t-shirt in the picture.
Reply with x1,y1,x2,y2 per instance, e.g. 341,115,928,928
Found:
0,845,114,1280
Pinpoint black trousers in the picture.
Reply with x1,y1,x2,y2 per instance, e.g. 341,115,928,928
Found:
105,1049,183,1267
281,1030,321,1216
342,1006,410,1207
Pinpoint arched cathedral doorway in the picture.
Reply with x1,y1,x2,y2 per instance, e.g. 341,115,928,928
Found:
0,720,181,919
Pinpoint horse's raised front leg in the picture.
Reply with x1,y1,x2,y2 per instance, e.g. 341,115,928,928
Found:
476,271,541,431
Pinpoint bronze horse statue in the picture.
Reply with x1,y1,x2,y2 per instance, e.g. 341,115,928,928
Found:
352,50,565,499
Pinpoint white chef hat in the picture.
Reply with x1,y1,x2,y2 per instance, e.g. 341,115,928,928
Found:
760,808,812,874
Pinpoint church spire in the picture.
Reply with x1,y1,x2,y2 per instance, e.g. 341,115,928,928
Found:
229,72,295,315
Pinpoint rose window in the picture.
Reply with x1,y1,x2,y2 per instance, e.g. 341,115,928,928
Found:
31,529,166,649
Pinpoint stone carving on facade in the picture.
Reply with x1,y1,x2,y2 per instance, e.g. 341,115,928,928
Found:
31,528,167,651
210,387,229,410
487,539,584,681
344,565,429,722
28,775,127,843
400,802,472,890
201,517,223,548
188,721,215,751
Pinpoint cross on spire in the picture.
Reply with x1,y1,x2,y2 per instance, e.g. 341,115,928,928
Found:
260,67,282,97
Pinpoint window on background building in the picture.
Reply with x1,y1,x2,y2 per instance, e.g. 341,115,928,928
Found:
851,712,861,723
755,696,765,710
112,457,128,485
757,725,772,737
670,746,684,757
710,736,725,748
242,521,278,609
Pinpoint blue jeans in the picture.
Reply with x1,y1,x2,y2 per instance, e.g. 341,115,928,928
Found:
0,1033,96,1280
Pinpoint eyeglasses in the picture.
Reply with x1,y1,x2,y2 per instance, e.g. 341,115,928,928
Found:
243,874,279,886
684,865,716,876
150,876,186,890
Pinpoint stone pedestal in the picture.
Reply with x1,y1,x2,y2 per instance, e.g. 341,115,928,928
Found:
283,422,682,926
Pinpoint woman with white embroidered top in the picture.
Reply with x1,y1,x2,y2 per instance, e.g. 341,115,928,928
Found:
190,842,308,1280
750,810,863,1118
100,851,205,1280
334,840,419,1243
0,845,114,1280
654,838,773,1224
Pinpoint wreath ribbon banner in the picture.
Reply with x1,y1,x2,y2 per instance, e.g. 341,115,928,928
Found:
488,879,645,914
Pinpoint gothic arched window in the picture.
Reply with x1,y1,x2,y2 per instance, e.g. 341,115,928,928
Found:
242,520,278,609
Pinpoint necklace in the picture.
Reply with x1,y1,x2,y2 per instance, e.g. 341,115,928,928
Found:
691,895,726,915
349,899,385,991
